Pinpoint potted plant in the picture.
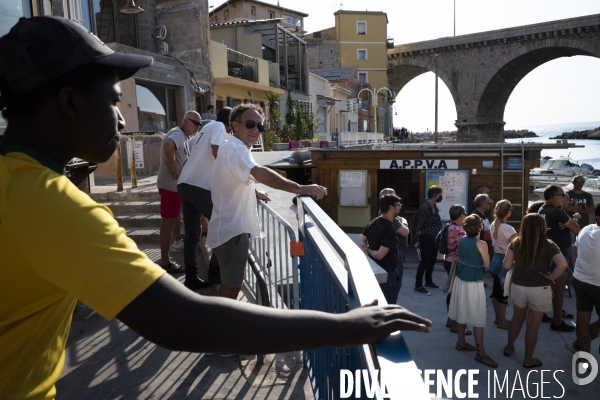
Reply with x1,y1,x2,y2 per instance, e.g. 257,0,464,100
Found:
311,137,321,148
265,130,288,151
280,123,297,149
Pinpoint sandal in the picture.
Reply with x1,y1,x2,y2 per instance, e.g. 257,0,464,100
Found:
561,310,574,319
451,328,472,336
497,322,510,330
446,318,453,328
159,260,184,274
475,354,498,368
523,358,543,369
456,343,477,351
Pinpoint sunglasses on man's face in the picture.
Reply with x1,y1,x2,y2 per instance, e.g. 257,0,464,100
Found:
237,120,265,133
186,118,201,127
574,180,584,184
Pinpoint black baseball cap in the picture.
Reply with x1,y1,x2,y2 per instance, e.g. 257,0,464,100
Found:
0,16,153,95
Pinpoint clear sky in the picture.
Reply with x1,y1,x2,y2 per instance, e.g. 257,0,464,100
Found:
210,0,600,132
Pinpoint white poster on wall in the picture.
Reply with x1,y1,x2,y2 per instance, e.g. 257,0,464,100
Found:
126,140,145,169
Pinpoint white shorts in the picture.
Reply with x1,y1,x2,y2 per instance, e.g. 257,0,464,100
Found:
511,283,552,312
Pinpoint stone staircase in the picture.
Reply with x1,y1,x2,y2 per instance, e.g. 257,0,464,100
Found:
91,191,166,245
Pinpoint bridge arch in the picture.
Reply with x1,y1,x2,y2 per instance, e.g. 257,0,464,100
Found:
388,59,462,118
476,39,600,127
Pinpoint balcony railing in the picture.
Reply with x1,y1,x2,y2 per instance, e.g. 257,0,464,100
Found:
227,49,258,82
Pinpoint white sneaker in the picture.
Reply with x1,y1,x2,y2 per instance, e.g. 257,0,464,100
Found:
171,239,184,252
565,342,577,355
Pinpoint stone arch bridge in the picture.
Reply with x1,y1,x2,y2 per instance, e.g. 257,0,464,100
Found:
387,14,600,142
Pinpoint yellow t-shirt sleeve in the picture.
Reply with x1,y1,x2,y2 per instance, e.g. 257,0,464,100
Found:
7,170,165,320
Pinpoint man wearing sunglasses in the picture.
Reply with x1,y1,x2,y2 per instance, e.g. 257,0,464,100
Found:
207,103,328,301
565,175,595,228
156,111,202,273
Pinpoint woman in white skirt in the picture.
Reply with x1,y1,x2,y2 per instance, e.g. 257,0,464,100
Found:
448,215,496,368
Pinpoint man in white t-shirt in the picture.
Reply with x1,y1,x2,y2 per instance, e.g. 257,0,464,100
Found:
567,204,600,354
156,111,201,272
208,103,328,300
177,107,232,289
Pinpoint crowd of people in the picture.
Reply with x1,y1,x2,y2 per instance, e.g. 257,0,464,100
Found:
2,14,599,398
0,16,433,399
359,178,600,370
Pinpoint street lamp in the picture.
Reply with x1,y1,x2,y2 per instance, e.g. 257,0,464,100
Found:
356,87,374,131
119,0,144,15
356,87,394,134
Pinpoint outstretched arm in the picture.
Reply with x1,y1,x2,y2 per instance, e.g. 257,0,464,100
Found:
117,274,432,354
251,165,327,200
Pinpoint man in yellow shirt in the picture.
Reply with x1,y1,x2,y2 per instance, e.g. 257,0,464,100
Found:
0,16,432,400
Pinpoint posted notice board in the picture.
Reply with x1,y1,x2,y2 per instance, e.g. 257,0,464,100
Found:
339,170,368,207
425,170,469,222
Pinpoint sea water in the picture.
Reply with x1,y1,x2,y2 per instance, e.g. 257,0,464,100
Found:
505,121,600,169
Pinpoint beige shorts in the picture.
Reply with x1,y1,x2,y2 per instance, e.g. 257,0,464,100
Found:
511,284,553,312
213,233,250,288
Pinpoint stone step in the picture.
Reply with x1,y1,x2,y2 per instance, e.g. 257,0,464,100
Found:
125,227,160,244
125,227,185,245
114,213,162,228
91,190,160,202
101,200,160,214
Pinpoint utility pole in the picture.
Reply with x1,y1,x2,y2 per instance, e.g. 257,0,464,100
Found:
434,54,439,143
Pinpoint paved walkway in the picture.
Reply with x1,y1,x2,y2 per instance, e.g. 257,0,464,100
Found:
58,150,600,399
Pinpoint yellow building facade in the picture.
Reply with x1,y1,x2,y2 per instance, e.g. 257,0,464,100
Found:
210,41,284,111
335,10,389,106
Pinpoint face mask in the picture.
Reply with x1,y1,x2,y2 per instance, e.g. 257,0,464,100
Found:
436,195,443,203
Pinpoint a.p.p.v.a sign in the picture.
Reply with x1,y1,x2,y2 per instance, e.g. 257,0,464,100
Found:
379,159,458,170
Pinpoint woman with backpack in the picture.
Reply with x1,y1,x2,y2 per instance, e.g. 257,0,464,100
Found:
442,205,468,334
487,200,518,330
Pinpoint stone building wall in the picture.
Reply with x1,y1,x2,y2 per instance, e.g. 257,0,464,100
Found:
306,39,339,70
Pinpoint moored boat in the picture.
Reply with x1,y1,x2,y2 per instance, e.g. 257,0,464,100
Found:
529,156,593,189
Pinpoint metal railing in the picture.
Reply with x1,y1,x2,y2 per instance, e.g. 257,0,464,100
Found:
227,48,258,82
245,199,300,308
297,196,429,400
244,199,301,363
339,131,385,147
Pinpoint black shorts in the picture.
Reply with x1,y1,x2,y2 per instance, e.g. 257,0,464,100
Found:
489,272,509,304
572,276,600,315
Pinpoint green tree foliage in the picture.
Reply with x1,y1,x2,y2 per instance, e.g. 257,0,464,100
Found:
264,91,282,133
285,96,316,142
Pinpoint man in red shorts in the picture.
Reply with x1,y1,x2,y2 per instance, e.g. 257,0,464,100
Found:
157,110,202,273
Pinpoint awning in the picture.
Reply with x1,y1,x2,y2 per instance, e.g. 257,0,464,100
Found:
316,94,341,105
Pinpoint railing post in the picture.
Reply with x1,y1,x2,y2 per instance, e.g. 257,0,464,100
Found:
128,137,137,188
115,138,123,192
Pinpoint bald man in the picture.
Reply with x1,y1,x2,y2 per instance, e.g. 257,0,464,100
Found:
157,111,202,272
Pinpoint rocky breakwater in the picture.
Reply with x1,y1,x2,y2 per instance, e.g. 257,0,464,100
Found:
504,129,538,139
551,127,600,140
408,129,537,142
